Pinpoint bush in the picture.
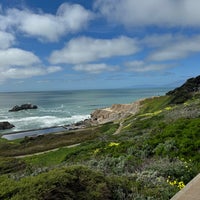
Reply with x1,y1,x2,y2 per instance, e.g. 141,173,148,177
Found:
0,157,26,175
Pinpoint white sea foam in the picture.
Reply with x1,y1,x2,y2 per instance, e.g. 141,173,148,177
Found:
0,88,169,134
7,114,90,132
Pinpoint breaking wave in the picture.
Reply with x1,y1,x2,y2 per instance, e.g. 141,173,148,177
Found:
5,114,90,132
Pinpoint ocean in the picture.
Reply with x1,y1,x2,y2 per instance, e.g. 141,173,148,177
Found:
0,88,170,134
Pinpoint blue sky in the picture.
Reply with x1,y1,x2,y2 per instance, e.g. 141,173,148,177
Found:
0,0,200,91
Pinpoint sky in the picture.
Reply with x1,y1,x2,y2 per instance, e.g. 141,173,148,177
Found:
0,0,200,92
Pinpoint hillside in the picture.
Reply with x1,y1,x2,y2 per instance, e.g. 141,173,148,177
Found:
167,75,200,104
0,76,200,199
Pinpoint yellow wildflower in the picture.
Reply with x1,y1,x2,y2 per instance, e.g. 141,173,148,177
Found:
167,178,185,190
178,181,185,189
94,148,100,154
108,142,120,147
165,106,172,111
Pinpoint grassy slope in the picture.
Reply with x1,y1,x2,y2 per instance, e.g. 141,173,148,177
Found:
0,94,200,199
0,123,118,157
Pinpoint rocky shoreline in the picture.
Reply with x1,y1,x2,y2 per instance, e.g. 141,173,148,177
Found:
1,99,143,139
0,104,38,131
0,100,141,140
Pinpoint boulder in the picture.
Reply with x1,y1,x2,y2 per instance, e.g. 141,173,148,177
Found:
9,104,38,112
0,121,15,130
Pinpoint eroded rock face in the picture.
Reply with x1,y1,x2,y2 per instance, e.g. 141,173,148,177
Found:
90,100,141,124
0,121,15,130
9,104,38,112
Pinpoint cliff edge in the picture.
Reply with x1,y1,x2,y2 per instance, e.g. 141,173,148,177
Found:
90,100,141,124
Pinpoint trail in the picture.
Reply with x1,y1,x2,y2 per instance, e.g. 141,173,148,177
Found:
113,121,123,135
15,143,80,158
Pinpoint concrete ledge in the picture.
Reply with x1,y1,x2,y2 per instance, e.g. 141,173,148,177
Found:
170,173,200,200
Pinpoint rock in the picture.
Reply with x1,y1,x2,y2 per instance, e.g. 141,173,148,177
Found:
9,104,38,112
0,121,15,130
90,100,141,124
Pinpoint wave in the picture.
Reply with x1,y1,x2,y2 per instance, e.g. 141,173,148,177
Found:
5,114,90,132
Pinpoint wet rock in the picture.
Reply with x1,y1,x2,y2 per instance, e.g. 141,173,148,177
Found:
9,104,38,112
0,121,15,130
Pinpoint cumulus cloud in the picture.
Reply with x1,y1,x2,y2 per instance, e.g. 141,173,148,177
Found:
73,63,119,74
0,65,62,82
0,3,93,41
0,31,15,49
0,47,62,82
148,35,200,61
94,0,200,27
1,67,46,79
49,36,139,64
125,60,173,72
0,48,40,67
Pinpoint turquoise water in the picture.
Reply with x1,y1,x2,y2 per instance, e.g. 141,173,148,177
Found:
0,88,170,133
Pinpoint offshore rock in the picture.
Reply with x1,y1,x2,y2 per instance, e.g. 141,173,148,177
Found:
0,121,15,130
9,104,38,112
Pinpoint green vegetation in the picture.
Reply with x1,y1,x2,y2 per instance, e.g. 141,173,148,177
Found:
0,166,134,200
0,157,26,174
0,123,118,157
139,95,171,114
167,75,200,104
0,78,200,199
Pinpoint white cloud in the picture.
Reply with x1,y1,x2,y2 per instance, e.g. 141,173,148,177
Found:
148,35,200,61
57,3,93,32
94,0,200,27
125,60,173,72
49,36,139,64
46,66,62,73
0,65,62,82
73,63,119,74
0,3,93,41
0,48,40,67
0,31,15,49
0,47,62,82
1,67,46,79
141,34,176,48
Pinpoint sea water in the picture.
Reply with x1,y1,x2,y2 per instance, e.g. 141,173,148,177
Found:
0,88,170,134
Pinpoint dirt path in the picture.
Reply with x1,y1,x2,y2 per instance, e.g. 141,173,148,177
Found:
15,143,81,158
113,121,123,135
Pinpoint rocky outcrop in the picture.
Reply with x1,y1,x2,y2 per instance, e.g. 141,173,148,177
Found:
9,104,38,112
0,121,15,130
90,100,141,124
167,75,200,104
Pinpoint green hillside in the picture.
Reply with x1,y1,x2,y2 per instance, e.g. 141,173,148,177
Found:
0,76,200,199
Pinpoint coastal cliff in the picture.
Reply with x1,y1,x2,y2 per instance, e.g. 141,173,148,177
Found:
90,100,141,124
90,75,200,125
